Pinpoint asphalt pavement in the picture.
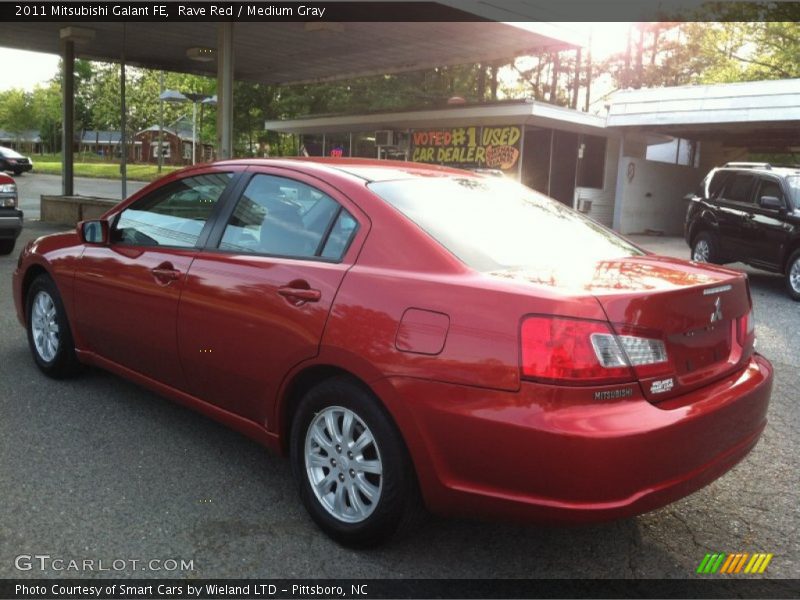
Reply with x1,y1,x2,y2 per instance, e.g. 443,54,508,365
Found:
12,171,148,220
0,215,797,580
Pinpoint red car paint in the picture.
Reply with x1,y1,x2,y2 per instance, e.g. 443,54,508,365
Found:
12,158,772,523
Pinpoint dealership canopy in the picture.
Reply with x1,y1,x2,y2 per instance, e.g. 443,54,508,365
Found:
0,9,581,195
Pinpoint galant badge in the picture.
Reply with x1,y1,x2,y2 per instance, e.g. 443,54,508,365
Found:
710,296,723,323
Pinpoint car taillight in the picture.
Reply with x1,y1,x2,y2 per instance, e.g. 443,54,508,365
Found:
737,308,756,346
521,316,670,385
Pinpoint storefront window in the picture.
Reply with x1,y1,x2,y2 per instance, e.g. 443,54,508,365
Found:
577,135,606,189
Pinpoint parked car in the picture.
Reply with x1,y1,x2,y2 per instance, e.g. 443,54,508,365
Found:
685,161,800,300
0,146,33,175
0,171,22,255
13,158,772,546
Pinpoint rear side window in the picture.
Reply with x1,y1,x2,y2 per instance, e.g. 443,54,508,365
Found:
219,174,357,260
718,173,755,204
113,172,232,247
704,171,730,198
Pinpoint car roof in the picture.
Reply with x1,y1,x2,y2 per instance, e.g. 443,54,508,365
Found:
212,157,478,182
715,165,800,177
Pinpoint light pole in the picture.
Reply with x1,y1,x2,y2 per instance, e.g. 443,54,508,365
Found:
159,90,215,165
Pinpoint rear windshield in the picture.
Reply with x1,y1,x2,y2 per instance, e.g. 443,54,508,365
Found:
0,147,25,159
787,176,800,209
368,176,643,272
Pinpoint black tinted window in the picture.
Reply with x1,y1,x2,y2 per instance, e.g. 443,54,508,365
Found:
787,176,800,209
757,179,783,203
705,171,730,198
114,172,231,247
719,174,755,203
220,174,349,259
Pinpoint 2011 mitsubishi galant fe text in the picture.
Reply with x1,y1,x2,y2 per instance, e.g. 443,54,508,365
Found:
12,158,773,546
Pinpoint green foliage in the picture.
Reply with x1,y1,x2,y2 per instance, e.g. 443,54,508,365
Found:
0,88,37,136
595,21,800,92
4,20,800,161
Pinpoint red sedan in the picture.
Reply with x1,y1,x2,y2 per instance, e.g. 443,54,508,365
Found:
12,159,772,546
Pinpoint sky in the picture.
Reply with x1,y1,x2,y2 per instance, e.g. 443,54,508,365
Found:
0,48,60,91
0,22,631,93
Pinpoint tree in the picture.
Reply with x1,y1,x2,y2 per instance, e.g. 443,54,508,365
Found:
0,89,36,139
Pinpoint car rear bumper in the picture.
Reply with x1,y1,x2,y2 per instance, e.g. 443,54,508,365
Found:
0,209,23,239
383,354,772,523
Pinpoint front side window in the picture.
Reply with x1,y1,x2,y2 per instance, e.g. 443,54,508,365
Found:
113,172,232,247
756,179,784,206
786,176,800,209
219,174,357,260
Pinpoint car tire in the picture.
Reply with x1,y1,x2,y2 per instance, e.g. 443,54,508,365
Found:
26,274,82,378
0,239,14,255
290,376,421,547
786,250,800,302
691,231,719,264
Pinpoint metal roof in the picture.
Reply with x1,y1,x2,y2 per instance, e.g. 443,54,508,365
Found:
0,129,42,143
0,21,577,85
264,99,609,135
608,79,800,127
607,79,800,151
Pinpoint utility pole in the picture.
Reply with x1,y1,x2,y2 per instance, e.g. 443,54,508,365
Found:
158,70,164,173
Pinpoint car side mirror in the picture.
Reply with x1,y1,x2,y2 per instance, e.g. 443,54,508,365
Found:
759,195,784,210
78,220,109,245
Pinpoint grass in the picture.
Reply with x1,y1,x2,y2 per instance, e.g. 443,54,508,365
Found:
31,153,182,182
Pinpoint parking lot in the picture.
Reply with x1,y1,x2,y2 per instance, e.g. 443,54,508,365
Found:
0,181,797,579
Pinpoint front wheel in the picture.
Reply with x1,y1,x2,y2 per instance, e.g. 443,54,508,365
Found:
26,274,82,378
0,239,14,255
290,377,420,546
786,250,800,301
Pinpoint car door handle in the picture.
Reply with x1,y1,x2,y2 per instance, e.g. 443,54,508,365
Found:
151,263,181,284
277,286,321,303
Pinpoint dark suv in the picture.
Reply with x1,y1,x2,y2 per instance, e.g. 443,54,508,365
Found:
685,162,800,300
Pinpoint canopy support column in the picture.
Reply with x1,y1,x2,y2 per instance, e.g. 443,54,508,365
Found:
216,23,234,159
120,24,127,199
61,39,74,196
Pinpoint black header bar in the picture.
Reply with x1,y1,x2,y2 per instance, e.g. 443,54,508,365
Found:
3,1,800,22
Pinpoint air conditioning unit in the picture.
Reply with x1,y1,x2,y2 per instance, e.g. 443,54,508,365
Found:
375,130,396,147
577,198,592,213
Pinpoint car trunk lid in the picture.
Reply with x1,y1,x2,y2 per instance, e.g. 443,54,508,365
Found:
589,256,754,401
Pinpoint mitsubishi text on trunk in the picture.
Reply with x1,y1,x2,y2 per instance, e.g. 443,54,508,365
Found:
12,159,772,546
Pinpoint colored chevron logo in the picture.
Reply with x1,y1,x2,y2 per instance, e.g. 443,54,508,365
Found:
696,552,773,574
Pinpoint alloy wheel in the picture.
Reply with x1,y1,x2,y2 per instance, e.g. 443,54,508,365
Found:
304,405,383,524
693,239,710,262
31,290,60,362
790,257,800,293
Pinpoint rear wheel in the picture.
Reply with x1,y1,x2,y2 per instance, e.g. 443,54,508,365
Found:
0,239,14,255
290,377,420,546
786,250,800,301
691,231,718,264
26,274,81,378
